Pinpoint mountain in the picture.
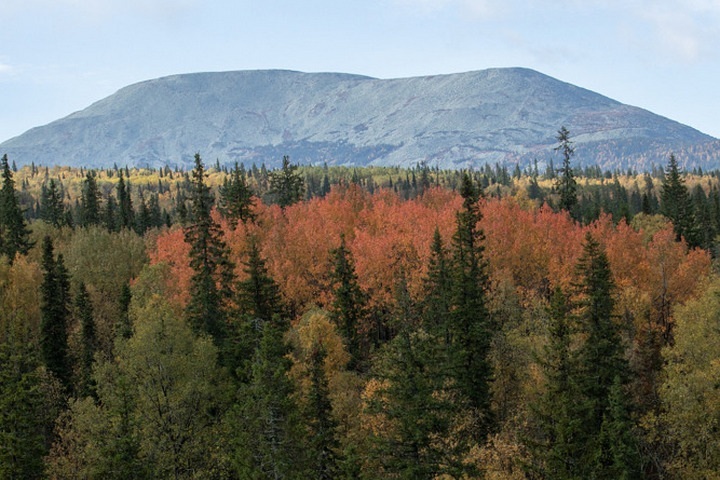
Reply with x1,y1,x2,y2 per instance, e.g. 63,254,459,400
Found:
2,68,719,171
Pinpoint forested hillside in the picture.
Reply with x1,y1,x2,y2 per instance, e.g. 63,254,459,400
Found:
1,151,720,478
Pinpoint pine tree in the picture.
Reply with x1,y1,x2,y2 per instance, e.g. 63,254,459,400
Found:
40,236,72,391
269,155,304,209
0,154,33,262
555,127,578,217
329,235,367,372
184,153,235,344
103,192,118,232
219,161,256,227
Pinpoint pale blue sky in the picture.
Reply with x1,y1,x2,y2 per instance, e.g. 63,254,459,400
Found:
1,0,719,143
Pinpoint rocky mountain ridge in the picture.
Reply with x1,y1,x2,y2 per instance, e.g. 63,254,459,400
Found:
2,68,718,170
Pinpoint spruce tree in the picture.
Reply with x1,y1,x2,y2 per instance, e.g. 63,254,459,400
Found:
0,154,33,262
79,171,101,227
0,341,49,479
329,235,367,372
574,232,638,477
528,288,586,479
40,178,67,227
304,345,340,480
369,275,468,479
231,321,308,479
554,127,578,217
116,282,133,339
184,153,235,344
39,236,72,391
117,172,135,231
219,161,256,227
448,173,493,437
236,236,284,325
268,155,304,209
421,227,452,336
660,154,699,247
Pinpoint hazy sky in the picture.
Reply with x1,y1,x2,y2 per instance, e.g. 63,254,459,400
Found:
1,0,719,143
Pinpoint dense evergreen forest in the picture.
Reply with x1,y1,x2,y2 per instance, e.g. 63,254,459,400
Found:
2,143,720,479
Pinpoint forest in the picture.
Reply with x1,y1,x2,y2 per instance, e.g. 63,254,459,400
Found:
1,141,720,479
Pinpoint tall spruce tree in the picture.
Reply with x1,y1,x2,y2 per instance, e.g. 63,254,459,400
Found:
79,171,101,227
554,127,578,217
236,236,284,325
574,232,639,477
116,172,135,231
184,153,235,344
369,275,468,479
40,236,72,391
329,235,367,372
448,172,493,438
0,154,33,262
528,287,587,479
660,154,698,247
421,227,452,336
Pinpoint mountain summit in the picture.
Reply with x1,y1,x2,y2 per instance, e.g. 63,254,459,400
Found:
2,68,718,170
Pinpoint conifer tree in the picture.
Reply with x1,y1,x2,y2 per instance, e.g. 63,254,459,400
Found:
369,275,468,479
116,172,135,231
448,173,493,437
236,236,284,325
184,153,235,343
103,192,118,232
421,227,452,335
528,288,586,479
40,178,67,227
329,235,367,372
304,345,340,480
40,236,72,390
116,282,133,339
79,171,101,227
268,155,304,209
0,341,49,479
231,321,308,479
219,161,256,227
555,127,578,217
660,154,698,247
0,154,33,262
573,232,638,477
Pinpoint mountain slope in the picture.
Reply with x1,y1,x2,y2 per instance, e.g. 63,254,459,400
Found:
2,68,718,170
